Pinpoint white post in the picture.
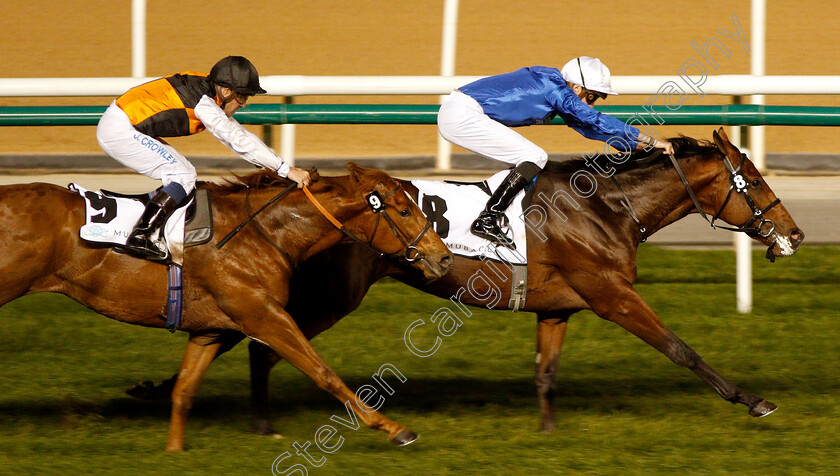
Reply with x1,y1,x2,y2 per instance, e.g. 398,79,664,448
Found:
435,0,459,170
131,0,146,78
736,232,753,313
735,126,753,314
750,0,766,171
281,97,295,166
733,0,765,314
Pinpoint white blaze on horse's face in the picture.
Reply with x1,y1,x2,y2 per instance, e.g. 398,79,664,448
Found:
773,233,797,257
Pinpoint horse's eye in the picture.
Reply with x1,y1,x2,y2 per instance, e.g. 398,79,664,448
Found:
400,209,411,217
751,180,761,187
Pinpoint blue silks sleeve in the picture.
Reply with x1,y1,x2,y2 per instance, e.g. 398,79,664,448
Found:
548,86,641,151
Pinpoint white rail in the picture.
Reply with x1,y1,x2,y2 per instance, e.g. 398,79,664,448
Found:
2,75,840,97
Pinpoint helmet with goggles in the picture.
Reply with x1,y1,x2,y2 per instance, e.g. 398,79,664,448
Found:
560,56,617,96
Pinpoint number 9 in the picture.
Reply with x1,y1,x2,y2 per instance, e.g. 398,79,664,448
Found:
366,191,383,212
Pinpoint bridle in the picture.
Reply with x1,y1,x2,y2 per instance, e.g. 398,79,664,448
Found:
667,152,782,239
303,181,433,263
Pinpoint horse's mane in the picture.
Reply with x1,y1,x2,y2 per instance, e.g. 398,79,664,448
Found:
199,169,296,195
542,136,719,176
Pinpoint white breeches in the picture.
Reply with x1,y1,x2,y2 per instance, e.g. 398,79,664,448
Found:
437,90,548,168
96,102,197,193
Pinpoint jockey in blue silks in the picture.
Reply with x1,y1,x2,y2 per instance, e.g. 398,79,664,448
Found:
438,56,673,247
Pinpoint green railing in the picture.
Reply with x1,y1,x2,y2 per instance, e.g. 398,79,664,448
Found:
2,104,840,126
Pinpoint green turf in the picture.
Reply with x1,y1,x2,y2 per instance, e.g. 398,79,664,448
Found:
0,246,837,475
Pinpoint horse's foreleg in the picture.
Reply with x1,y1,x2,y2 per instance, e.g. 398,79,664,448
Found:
249,339,283,435
166,333,224,452
535,312,572,432
589,282,775,417
239,303,417,445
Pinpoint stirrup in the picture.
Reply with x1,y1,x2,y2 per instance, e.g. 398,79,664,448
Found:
470,213,516,249
124,235,168,260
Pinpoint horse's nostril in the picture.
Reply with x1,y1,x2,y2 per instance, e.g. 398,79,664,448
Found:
440,254,453,268
790,229,804,244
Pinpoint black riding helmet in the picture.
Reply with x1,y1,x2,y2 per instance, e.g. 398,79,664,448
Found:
209,56,267,95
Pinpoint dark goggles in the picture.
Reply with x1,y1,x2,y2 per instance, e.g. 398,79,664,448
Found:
584,89,608,105
577,57,608,105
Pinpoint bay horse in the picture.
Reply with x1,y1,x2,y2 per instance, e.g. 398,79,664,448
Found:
0,163,453,451
135,128,804,437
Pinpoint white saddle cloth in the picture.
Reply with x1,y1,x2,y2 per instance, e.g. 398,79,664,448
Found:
412,170,527,264
70,184,189,265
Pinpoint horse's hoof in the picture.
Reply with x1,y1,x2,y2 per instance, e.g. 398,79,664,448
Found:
749,399,778,418
125,381,156,400
252,419,281,437
390,429,419,446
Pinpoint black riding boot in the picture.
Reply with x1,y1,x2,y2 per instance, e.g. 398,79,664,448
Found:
124,191,179,260
471,162,541,248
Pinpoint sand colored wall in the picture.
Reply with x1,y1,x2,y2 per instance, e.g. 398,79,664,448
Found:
1,0,838,161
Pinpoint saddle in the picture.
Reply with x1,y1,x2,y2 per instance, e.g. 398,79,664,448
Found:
69,184,214,264
411,170,531,265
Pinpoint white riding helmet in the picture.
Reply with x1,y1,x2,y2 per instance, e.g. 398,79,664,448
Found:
560,56,618,95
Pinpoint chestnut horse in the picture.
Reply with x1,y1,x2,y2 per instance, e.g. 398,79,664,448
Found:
0,163,452,451
137,129,804,436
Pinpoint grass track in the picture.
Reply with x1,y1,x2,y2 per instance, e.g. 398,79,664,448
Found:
0,246,837,475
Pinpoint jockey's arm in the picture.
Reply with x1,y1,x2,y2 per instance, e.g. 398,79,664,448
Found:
636,132,674,154
193,96,311,187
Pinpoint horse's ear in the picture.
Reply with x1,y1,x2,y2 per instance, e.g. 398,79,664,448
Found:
712,127,735,155
348,162,364,185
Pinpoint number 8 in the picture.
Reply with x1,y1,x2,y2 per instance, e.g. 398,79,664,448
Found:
733,175,747,190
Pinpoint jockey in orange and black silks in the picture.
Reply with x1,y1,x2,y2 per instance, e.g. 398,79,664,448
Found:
96,56,311,260
115,71,219,138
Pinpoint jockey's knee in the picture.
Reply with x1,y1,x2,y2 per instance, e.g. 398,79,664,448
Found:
162,182,188,205
163,166,197,198
515,161,544,181
519,149,548,169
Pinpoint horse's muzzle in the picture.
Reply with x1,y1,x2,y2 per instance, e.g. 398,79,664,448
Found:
765,228,805,262
424,252,453,279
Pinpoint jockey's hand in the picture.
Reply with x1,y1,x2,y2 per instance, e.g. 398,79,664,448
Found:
658,140,675,155
287,167,312,188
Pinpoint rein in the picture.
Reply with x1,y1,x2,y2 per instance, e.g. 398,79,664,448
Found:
215,181,297,250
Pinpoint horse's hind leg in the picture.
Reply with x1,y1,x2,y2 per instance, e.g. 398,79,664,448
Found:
166,333,224,452
586,280,775,417
126,332,246,401
535,311,573,432
249,339,283,435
